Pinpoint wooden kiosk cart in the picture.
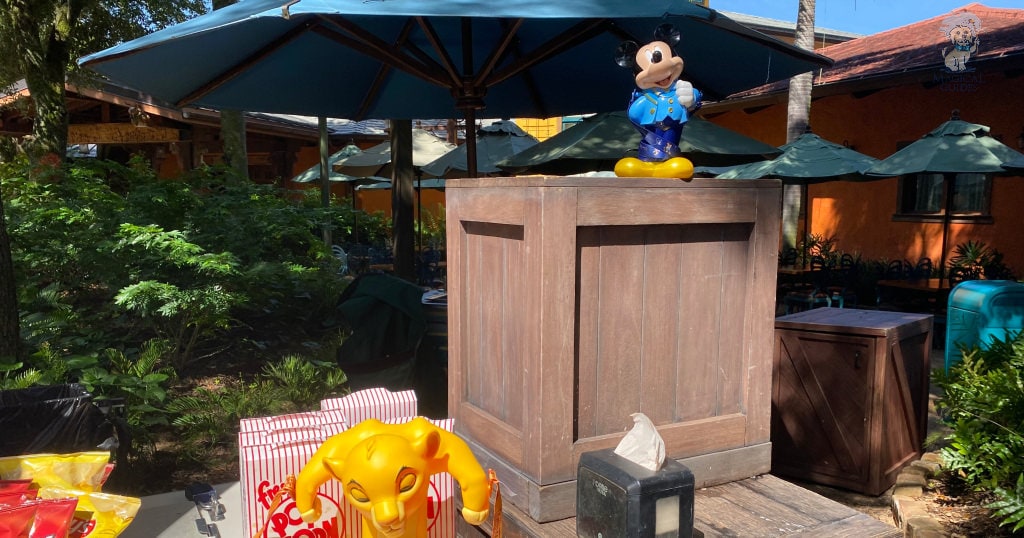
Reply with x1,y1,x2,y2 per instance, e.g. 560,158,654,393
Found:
445,177,782,524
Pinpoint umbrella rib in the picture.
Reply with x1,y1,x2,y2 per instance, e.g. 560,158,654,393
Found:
353,19,417,120
471,19,524,89
175,21,313,107
484,19,608,87
315,16,450,87
416,17,462,88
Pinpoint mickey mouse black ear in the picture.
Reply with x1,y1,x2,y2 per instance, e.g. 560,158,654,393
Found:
654,23,681,46
615,41,639,69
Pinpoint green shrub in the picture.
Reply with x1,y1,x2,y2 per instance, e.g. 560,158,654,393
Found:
167,356,349,462
3,156,357,483
934,333,1024,531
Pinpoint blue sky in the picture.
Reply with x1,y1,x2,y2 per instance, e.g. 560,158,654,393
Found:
710,0,1023,35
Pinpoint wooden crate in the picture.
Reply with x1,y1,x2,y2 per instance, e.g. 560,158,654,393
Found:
445,177,782,522
772,308,933,495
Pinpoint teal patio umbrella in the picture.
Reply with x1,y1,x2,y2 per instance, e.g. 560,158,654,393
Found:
79,0,831,178
78,0,830,278
715,131,879,183
864,111,1024,281
421,121,538,177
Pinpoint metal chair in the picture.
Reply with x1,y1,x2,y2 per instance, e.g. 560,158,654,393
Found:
331,245,350,276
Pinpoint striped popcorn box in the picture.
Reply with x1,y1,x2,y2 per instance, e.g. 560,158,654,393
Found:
240,437,352,538
425,417,456,538
239,409,348,434
238,421,348,450
319,387,418,424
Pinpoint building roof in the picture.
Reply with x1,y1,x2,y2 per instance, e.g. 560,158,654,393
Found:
723,3,1024,100
720,11,862,44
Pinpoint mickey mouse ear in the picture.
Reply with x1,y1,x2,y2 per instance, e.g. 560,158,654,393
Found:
654,23,681,46
615,41,639,69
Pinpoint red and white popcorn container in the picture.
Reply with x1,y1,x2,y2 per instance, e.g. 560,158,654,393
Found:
240,437,350,538
239,409,348,434
319,387,417,423
239,389,457,537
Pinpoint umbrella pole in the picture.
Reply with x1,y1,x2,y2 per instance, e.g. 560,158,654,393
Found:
464,108,478,177
939,173,954,287
319,116,331,247
417,174,422,253
391,119,416,281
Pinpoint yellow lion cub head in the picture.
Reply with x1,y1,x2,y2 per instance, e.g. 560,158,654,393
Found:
326,431,439,537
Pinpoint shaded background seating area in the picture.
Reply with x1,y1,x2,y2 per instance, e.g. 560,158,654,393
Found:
779,253,859,314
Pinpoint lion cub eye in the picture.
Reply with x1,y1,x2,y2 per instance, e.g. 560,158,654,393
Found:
398,469,418,493
349,484,370,503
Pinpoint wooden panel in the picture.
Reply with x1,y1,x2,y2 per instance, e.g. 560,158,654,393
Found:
449,187,525,225
592,226,646,436
744,187,782,443
533,187,578,482
639,227,684,427
576,187,757,225
773,332,873,486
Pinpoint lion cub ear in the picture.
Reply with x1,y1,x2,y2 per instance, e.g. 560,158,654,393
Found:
413,430,442,460
324,456,345,476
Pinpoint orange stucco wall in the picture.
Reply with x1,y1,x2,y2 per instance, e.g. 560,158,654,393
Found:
709,71,1024,273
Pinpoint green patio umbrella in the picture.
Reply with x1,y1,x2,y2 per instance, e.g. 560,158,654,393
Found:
334,129,456,179
1003,157,1024,173
864,111,1024,282
290,144,364,183
421,121,538,177
497,110,781,175
714,131,879,183
357,178,447,190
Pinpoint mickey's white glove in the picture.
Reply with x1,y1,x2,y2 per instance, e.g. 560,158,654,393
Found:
675,80,696,109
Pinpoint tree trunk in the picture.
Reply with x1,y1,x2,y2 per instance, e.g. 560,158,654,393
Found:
220,109,248,180
783,0,816,251
23,33,70,158
0,187,21,361
213,0,248,179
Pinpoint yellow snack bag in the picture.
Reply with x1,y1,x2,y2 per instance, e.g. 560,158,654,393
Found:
0,452,111,492
37,486,141,538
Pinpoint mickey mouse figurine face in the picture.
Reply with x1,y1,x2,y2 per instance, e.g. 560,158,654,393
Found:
614,24,702,179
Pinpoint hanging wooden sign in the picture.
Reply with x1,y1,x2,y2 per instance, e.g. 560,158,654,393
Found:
68,123,179,144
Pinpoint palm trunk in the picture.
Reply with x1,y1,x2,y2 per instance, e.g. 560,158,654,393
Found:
783,0,816,251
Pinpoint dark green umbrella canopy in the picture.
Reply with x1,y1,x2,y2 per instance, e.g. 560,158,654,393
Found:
497,111,781,175
715,132,879,183
865,113,1024,177
864,112,1024,282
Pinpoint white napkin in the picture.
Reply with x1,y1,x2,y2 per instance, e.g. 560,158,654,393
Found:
613,412,666,472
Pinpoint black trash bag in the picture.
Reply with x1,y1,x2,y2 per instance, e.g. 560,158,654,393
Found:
0,383,127,460
336,272,427,394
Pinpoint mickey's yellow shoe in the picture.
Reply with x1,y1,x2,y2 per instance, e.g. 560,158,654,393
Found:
614,157,694,179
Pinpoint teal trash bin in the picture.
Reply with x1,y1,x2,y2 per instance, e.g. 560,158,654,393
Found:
945,280,1024,371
